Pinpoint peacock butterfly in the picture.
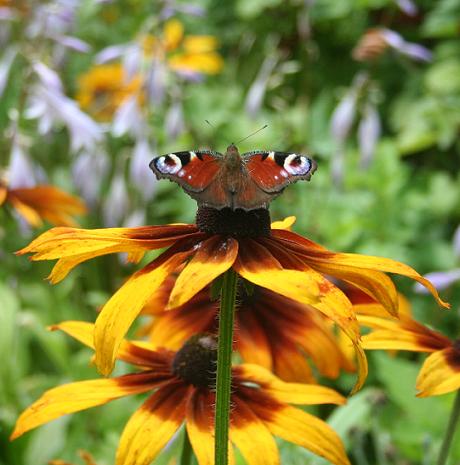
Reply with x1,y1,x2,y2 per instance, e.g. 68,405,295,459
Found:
149,144,317,211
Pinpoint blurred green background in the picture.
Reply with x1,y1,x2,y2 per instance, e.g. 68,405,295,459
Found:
1,0,460,464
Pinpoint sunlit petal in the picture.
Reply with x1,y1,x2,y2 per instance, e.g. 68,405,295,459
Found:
116,383,187,465
235,365,345,405
11,374,161,440
168,236,238,309
230,396,279,465
416,348,460,397
94,245,193,376
186,389,235,465
270,216,296,230
253,403,350,465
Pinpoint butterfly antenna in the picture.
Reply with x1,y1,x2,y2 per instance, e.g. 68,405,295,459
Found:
234,125,268,145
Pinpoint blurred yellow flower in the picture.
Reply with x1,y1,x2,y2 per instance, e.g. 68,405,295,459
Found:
76,64,142,121
143,19,224,75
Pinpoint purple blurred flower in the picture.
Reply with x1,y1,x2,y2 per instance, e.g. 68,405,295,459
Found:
130,139,157,201
0,46,17,98
395,0,418,16
58,35,92,53
95,44,130,64
165,101,185,140
8,139,38,189
146,58,167,106
72,151,110,206
103,172,129,227
0,7,18,21
381,29,432,62
358,102,381,168
122,43,142,81
330,92,357,143
26,63,103,153
112,95,146,139
414,269,460,294
245,56,277,118
453,225,460,258
124,209,146,228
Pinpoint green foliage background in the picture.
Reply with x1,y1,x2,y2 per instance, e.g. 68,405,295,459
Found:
1,0,460,464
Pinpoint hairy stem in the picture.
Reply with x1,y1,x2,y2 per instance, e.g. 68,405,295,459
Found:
214,269,238,465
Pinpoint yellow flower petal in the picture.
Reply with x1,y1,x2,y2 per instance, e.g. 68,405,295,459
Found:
17,225,200,283
11,375,158,440
168,236,238,309
322,253,450,309
230,396,279,465
236,364,346,405
116,384,187,465
186,389,215,465
94,247,193,376
164,19,184,51
271,342,315,383
9,196,43,226
416,348,460,397
168,52,224,74
0,184,7,205
256,404,351,465
183,35,219,53
270,216,296,230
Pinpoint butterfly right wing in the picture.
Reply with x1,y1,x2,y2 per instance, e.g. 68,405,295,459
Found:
150,150,223,193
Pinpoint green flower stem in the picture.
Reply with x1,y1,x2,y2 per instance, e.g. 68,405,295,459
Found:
179,429,193,465
437,389,460,465
214,268,238,465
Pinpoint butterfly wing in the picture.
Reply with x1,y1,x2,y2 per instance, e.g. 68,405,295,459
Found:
243,151,317,193
150,150,223,193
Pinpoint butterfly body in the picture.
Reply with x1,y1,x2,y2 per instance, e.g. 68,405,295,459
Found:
150,144,316,210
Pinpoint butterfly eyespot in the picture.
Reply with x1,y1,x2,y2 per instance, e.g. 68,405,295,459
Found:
156,154,182,174
284,154,312,176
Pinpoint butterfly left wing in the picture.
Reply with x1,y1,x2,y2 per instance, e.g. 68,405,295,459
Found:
242,151,317,192
150,150,223,193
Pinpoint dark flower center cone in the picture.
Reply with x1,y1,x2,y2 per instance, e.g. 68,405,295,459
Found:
172,333,218,388
196,206,271,237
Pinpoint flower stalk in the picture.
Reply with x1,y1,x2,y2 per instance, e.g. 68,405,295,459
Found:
437,389,460,465
214,268,238,465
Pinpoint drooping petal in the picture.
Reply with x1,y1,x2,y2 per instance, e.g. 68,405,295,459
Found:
271,341,315,383
168,236,238,309
234,365,345,405
235,239,360,346
416,348,460,397
186,389,235,465
11,374,162,440
252,403,351,465
50,321,176,370
8,186,87,227
17,225,202,283
230,396,279,465
116,383,188,465
309,251,449,309
94,245,194,376
236,309,273,371
149,296,217,350
359,316,450,353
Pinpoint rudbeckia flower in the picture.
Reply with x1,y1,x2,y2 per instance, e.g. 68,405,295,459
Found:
11,322,350,465
143,19,224,76
141,275,354,383
359,308,459,397
1,182,86,227
76,64,143,121
17,209,447,385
